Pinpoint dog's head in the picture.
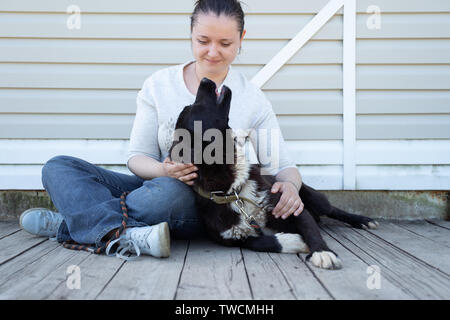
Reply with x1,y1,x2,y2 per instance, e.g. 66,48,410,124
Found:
169,77,236,189
176,77,232,133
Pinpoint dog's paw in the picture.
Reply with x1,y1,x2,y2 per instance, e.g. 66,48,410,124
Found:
361,219,379,230
368,220,379,229
308,251,342,270
275,233,309,254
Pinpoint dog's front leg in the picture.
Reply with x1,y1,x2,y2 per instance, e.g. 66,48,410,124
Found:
240,234,309,254
294,209,342,269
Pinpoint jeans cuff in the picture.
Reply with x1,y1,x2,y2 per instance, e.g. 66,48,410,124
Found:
56,220,72,243
95,220,148,247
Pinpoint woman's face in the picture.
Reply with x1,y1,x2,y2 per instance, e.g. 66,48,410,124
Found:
191,12,245,75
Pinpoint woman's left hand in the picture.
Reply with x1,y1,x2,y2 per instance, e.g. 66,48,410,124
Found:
271,182,304,219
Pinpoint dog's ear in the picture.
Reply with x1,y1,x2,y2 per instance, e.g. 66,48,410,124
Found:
217,85,232,117
194,78,217,107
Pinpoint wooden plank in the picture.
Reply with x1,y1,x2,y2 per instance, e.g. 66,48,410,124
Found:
0,221,21,239
0,88,343,115
48,252,125,300
0,165,131,190
356,140,450,165
240,250,296,300
2,12,450,40
0,0,336,14
0,164,344,191
357,65,450,90
176,239,252,300
1,0,449,13
0,230,48,265
0,39,342,65
396,220,450,248
3,140,450,167
96,240,188,300
365,221,450,273
4,164,450,192
0,220,449,299
357,0,450,12
323,221,450,299
287,141,343,165
0,13,343,40
0,114,135,139
0,140,130,165
0,0,198,13
356,165,450,191
293,165,344,191
0,113,342,140
2,89,450,116
305,226,412,299
3,113,450,140
357,90,450,115
279,115,342,140
0,239,61,287
0,64,342,90
427,219,450,230
3,38,449,66
266,252,332,300
2,63,450,92
0,245,91,299
241,249,332,300
0,88,136,114
0,140,343,166
357,39,450,64
357,114,450,140
357,13,450,39
268,90,343,115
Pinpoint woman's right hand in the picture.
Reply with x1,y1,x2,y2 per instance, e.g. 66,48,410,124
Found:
162,157,198,186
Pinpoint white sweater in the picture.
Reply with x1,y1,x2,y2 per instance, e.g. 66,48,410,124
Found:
128,61,296,176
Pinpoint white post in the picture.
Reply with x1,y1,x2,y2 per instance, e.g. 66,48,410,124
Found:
250,0,355,191
251,0,345,87
343,0,357,189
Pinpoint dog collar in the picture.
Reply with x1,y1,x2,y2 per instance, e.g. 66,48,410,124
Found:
193,185,263,234
193,185,259,207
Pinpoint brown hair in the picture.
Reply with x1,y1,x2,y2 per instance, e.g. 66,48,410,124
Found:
190,0,245,37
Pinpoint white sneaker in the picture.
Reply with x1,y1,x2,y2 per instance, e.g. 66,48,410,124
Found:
106,222,170,260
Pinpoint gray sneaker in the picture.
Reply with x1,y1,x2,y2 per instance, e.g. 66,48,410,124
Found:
19,208,63,238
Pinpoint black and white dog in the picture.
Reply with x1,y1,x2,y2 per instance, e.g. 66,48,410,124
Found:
170,78,378,269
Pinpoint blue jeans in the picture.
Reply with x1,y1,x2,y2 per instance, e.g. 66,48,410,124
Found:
41,155,206,248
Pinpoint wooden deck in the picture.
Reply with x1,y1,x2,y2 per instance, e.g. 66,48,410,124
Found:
0,218,449,300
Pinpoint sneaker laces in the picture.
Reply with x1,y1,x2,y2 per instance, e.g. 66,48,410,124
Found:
127,227,154,250
104,227,155,261
43,212,61,232
105,238,141,261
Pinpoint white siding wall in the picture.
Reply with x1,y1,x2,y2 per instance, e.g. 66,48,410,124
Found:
0,0,449,190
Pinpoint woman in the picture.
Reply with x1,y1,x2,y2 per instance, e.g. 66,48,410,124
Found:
20,0,304,260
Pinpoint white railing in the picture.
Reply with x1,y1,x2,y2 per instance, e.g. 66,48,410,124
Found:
251,0,356,190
